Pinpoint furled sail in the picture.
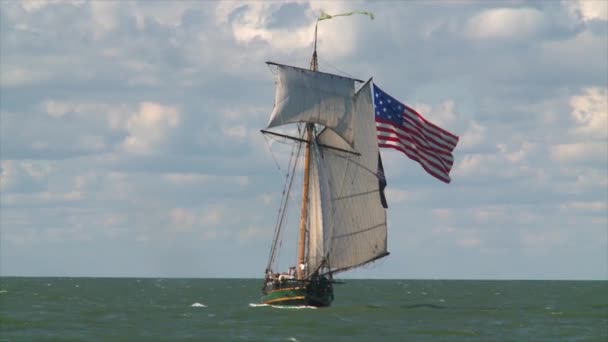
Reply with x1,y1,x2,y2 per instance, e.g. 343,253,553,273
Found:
266,63,356,146
314,80,388,274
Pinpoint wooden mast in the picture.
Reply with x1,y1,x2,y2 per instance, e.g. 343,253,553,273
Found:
296,23,319,280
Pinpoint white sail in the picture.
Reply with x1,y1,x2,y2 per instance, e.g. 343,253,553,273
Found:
307,143,334,276
266,63,356,146
316,80,388,273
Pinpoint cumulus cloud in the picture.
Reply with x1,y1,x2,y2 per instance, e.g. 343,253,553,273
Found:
0,160,54,192
215,2,315,51
560,201,607,212
164,173,212,185
550,142,607,163
169,207,197,233
569,87,608,138
566,0,608,22
122,102,180,154
1,0,606,279
466,7,547,40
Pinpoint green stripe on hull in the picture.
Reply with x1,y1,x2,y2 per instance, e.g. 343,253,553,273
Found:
262,288,307,305
261,287,333,307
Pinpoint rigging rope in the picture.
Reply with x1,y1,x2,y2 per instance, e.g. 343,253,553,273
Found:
263,135,287,180
266,136,303,272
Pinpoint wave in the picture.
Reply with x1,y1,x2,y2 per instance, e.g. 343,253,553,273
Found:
248,303,317,310
400,303,447,309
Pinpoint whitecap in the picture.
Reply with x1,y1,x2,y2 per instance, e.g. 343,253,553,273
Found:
271,305,317,310
191,302,207,307
0,290,7,294
248,303,316,310
287,338,300,342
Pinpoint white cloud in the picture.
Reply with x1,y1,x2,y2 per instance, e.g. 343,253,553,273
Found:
452,153,495,178
566,0,608,22
73,172,97,191
213,1,363,58
560,201,607,212
459,121,486,149
456,237,482,248
169,207,197,233
2,1,607,279
498,142,537,164
44,101,71,118
164,173,212,185
215,2,315,51
0,160,54,192
521,230,567,254
414,100,460,129
2,191,82,206
19,1,85,13
0,66,52,87
201,206,225,226
550,142,607,163
237,225,268,241
223,125,248,139
413,100,477,150
570,87,608,138
259,193,274,205
168,205,226,236
122,102,180,154
431,208,454,220
465,7,546,39
20,0,51,12
89,2,120,39
385,188,412,204
472,206,506,224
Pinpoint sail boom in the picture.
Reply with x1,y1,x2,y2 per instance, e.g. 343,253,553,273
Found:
261,129,361,156
266,61,365,83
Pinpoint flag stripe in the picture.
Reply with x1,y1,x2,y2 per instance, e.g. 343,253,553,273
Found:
375,88,459,149
378,113,455,153
402,109,458,152
373,84,459,183
377,131,451,175
379,141,451,183
403,104,459,146
376,120,454,168
376,127,453,172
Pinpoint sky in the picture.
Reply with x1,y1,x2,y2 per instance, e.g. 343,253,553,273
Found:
0,0,606,280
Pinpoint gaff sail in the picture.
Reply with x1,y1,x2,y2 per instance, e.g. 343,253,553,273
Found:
266,63,357,146
307,80,388,275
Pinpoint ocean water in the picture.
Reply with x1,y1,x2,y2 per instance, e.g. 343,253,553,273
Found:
0,278,606,341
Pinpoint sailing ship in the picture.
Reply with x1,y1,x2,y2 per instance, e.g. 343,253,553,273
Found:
260,29,389,307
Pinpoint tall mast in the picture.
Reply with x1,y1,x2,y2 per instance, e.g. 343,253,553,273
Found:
296,23,319,280
310,23,318,71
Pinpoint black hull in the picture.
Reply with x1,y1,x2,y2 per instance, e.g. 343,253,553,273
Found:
261,276,334,307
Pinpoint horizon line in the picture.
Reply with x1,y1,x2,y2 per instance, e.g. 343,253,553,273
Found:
1,275,606,281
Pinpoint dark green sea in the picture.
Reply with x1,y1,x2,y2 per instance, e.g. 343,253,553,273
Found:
0,278,606,341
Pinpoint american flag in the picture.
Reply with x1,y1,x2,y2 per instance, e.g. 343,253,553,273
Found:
373,84,459,183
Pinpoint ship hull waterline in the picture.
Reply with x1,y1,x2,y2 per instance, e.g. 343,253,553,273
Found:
261,279,334,307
